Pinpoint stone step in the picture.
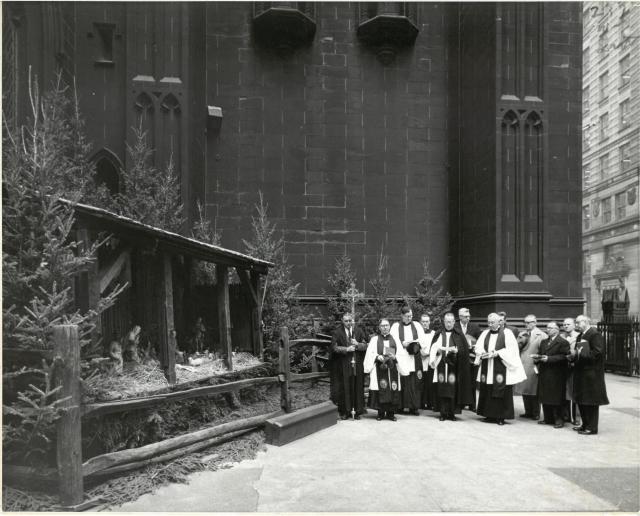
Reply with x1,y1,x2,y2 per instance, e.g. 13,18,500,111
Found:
265,401,338,446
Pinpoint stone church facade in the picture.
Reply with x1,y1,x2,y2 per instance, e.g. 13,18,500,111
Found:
3,2,584,320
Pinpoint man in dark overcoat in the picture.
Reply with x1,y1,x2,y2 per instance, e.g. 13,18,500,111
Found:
535,322,570,428
568,315,609,435
455,307,482,411
330,312,368,420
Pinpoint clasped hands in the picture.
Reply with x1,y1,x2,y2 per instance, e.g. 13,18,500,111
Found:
480,350,499,360
347,338,359,352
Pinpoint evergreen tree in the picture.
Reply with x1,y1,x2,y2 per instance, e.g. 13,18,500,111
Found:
2,69,123,465
243,193,310,349
191,200,221,286
116,122,185,232
409,259,454,331
362,247,397,337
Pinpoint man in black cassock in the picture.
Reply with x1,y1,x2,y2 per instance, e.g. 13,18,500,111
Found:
454,307,482,411
569,315,609,435
534,321,570,428
329,312,367,420
428,313,473,421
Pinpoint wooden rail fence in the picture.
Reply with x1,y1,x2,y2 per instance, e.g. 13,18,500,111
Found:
4,325,331,508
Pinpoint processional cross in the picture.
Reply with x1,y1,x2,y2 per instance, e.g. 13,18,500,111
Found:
341,282,364,420
341,282,364,320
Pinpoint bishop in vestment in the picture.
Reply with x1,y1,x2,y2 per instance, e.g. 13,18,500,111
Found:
475,313,527,425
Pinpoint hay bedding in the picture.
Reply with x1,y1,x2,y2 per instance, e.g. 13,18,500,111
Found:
82,353,263,403
2,381,330,512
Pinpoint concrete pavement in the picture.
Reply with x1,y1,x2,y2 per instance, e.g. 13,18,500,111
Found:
110,373,639,512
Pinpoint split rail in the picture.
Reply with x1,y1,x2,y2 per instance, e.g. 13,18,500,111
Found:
4,325,331,509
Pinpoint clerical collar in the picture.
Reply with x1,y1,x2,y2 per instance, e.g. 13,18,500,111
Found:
382,334,390,339
445,329,452,333
403,322,412,326
490,329,500,334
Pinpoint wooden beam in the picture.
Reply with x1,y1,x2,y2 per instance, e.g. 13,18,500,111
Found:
279,326,292,413
88,428,255,480
53,325,84,507
237,269,259,307
216,265,233,370
98,247,131,294
238,269,262,357
251,271,264,357
158,254,176,384
290,372,330,382
82,376,279,418
82,410,282,476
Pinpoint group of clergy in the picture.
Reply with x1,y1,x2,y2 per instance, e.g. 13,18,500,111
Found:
329,307,609,434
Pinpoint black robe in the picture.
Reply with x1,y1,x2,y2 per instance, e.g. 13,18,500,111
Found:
432,328,474,410
537,335,570,406
571,327,609,406
329,324,368,415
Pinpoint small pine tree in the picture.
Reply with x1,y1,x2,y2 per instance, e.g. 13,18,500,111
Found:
409,259,454,331
243,193,310,350
324,255,368,332
362,247,397,337
116,122,185,232
2,69,124,466
191,200,221,286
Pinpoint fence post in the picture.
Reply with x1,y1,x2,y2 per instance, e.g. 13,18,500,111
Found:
279,326,291,412
53,324,83,507
311,345,319,373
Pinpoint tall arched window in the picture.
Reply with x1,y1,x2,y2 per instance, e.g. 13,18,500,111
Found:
523,111,542,278
501,110,519,278
134,92,155,150
160,93,181,172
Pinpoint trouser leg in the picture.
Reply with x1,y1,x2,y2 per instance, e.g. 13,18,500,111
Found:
553,405,564,426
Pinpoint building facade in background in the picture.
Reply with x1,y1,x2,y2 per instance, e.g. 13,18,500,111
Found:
3,2,585,320
582,2,640,320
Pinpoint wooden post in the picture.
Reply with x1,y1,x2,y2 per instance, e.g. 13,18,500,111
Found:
251,271,264,358
279,326,292,413
53,325,83,507
158,254,176,383
311,345,319,373
217,264,233,370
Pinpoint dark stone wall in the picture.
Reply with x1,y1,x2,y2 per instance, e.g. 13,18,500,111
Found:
448,2,498,298
544,3,583,309
205,2,451,297
5,1,584,318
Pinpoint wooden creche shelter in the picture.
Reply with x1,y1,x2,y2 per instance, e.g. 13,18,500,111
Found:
65,199,273,382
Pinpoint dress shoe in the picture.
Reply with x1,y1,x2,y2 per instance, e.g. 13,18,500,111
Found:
354,414,361,420
519,413,531,418
410,409,420,416
497,419,505,426
388,415,397,422
553,423,564,429
376,415,383,421
340,414,348,420
439,415,446,421
578,429,597,435
538,420,548,425
572,425,585,431
449,416,459,421
532,415,539,421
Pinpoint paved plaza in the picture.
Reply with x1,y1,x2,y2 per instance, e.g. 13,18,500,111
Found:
111,373,639,513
